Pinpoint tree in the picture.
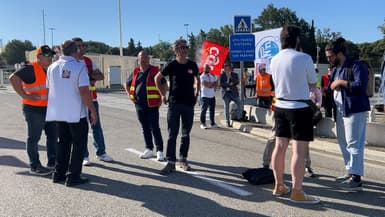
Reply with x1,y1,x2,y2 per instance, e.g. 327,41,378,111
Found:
1,39,34,65
378,18,385,36
85,41,110,54
188,33,197,62
150,41,173,61
254,4,317,61
127,38,136,56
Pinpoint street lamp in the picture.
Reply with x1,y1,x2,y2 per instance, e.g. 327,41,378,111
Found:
118,0,123,56
184,24,189,40
316,46,320,67
48,27,55,48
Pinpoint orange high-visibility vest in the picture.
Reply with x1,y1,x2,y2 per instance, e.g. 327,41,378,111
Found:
129,65,161,107
256,73,273,97
22,62,48,107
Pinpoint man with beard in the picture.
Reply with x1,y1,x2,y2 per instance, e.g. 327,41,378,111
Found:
325,37,370,192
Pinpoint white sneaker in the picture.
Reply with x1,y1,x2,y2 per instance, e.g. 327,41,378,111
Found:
97,153,113,162
82,157,91,166
200,124,207,129
156,151,165,161
140,149,154,159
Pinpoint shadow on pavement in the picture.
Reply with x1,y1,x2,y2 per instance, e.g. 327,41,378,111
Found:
69,165,268,217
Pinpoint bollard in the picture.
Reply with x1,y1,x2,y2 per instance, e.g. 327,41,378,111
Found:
0,69,4,88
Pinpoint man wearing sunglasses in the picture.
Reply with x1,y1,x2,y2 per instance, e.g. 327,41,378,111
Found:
72,37,114,166
9,45,57,175
155,38,200,175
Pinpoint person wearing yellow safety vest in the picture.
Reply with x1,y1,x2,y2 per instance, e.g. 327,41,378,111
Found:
125,49,167,161
9,45,57,175
255,63,275,109
72,37,113,166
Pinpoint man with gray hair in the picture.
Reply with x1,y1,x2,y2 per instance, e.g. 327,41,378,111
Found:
46,40,97,187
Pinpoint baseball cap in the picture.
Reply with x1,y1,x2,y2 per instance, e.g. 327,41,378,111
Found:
258,63,266,70
36,45,55,57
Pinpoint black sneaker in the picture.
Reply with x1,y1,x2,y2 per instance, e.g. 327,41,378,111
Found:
52,173,66,183
340,178,363,192
179,159,192,171
46,162,55,169
65,176,89,187
30,165,52,176
305,167,315,178
160,162,176,175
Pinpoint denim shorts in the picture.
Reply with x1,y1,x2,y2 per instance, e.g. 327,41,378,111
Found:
274,106,314,141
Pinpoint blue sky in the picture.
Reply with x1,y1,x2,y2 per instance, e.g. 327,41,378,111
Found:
1,0,384,48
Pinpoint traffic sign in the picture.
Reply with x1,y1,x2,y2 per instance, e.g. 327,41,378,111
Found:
229,34,255,61
233,16,251,34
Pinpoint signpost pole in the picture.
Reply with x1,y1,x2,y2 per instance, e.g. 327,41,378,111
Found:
240,61,244,114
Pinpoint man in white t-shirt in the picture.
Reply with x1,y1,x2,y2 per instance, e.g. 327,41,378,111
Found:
199,64,219,129
46,40,97,187
270,25,320,204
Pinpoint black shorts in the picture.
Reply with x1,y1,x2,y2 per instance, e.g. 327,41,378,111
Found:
274,107,314,141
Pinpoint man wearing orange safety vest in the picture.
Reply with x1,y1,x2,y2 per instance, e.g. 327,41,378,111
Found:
125,49,167,161
255,63,275,109
9,45,57,175
72,37,113,166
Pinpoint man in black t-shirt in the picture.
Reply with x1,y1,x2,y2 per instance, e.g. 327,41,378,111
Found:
155,38,200,175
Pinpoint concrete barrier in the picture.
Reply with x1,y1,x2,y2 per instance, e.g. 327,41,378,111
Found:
244,105,385,148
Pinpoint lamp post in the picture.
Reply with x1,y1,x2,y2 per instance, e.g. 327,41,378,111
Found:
48,27,55,48
118,0,123,56
316,46,320,67
184,24,189,40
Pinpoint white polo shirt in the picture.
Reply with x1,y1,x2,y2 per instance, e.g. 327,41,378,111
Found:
200,72,216,98
271,48,317,109
46,55,90,123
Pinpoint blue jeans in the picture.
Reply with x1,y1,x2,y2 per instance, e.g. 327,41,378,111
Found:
335,111,367,176
56,118,88,179
166,104,194,162
223,95,242,122
23,110,57,168
135,104,163,151
85,101,106,157
200,97,216,125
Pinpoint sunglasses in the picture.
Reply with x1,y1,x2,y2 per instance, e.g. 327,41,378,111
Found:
77,44,87,48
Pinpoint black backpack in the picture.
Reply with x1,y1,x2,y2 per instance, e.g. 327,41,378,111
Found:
242,167,275,185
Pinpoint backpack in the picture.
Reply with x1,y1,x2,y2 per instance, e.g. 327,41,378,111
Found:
242,167,275,185
347,60,374,97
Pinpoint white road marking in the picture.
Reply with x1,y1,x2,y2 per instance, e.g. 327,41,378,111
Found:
125,148,252,197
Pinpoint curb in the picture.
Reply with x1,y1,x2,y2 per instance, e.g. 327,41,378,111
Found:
220,120,385,166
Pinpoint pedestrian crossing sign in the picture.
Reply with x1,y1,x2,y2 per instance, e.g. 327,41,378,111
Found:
234,16,251,34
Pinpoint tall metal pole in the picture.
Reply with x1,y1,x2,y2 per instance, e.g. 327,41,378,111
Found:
118,0,123,56
42,10,46,45
48,28,55,48
184,24,189,40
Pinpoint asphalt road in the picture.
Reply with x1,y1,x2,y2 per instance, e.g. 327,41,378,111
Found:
1,87,385,217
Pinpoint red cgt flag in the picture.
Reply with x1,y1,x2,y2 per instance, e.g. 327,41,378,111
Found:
199,40,229,75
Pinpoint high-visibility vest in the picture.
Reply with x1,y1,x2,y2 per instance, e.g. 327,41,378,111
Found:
22,62,48,107
84,56,97,100
256,73,273,97
321,74,329,91
129,65,161,107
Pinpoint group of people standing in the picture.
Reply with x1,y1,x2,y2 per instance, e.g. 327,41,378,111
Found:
9,26,370,206
268,25,370,204
10,38,113,187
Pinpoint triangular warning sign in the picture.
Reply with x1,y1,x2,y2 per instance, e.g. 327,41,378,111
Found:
237,18,249,32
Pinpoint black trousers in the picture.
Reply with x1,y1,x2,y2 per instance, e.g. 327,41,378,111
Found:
56,118,88,179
